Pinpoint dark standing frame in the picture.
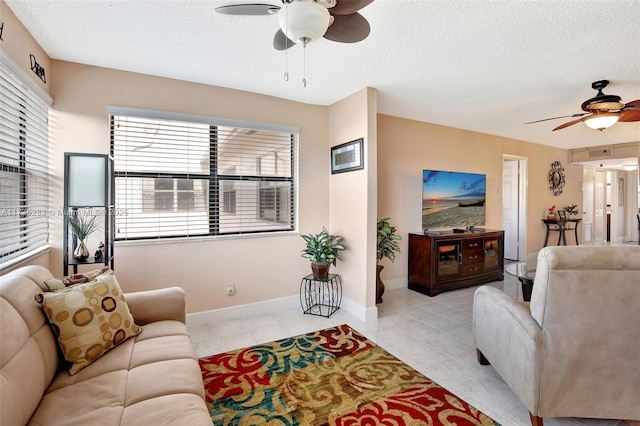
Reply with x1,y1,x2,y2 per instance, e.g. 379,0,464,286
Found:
63,153,115,274
331,138,364,174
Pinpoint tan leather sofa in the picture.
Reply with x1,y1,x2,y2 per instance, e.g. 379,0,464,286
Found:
0,265,211,425
473,245,640,426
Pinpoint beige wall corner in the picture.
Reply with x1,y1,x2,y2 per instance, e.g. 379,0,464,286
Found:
328,87,378,317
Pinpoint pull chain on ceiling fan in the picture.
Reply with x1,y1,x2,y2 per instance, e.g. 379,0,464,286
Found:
526,80,640,131
216,0,374,87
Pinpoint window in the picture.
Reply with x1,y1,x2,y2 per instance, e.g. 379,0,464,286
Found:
0,59,50,267
110,108,298,240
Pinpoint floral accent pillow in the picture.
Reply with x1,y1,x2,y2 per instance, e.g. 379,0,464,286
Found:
35,273,141,375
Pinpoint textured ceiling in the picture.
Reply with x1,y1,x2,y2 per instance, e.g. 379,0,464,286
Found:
6,0,640,151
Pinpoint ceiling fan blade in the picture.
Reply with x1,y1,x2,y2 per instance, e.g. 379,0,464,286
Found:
215,3,280,15
552,117,587,131
330,0,374,16
273,29,296,51
623,99,640,110
525,113,588,125
324,13,370,43
619,109,640,122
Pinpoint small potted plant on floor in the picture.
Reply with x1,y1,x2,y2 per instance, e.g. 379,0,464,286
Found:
301,227,346,279
376,217,402,304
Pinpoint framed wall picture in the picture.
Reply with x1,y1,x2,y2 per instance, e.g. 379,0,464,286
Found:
331,138,364,174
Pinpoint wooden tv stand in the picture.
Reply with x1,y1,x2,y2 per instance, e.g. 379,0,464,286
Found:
408,229,504,296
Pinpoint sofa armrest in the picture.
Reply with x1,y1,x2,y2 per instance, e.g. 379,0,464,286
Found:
125,287,186,325
473,286,542,413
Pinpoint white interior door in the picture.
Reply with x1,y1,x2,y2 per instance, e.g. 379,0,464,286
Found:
502,160,519,260
582,167,594,243
594,169,606,243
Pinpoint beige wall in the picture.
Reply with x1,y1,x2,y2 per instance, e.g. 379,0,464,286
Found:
48,60,330,314
328,88,378,314
0,0,50,96
377,114,583,287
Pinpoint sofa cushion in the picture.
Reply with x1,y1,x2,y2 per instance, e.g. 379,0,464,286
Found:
36,274,141,375
28,320,209,426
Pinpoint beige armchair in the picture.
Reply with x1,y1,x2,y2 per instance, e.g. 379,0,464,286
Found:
473,245,640,426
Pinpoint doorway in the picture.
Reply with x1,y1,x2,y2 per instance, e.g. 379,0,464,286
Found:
502,156,527,260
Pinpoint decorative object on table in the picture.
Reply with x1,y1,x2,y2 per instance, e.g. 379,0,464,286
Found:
67,213,98,261
546,204,556,220
94,241,105,262
376,217,402,304
563,203,580,216
300,227,345,279
330,138,364,174
199,324,499,425
548,160,565,196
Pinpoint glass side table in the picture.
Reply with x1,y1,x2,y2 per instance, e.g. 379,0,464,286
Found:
504,261,536,302
300,273,342,318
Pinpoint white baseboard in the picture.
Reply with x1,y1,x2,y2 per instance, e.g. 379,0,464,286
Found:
187,294,377,328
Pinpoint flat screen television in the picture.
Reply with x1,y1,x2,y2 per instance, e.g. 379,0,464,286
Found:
422,169,486,230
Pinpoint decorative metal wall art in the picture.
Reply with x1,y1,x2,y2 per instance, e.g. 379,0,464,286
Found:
548,160,565,196
29,54,46,83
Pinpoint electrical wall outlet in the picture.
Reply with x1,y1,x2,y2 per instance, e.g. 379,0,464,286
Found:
226,284,235,296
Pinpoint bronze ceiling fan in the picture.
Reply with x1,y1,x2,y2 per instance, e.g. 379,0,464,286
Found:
215,0,374,50
527,80,640,131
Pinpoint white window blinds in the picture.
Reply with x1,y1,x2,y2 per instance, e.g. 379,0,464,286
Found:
110,109,298,240
0,60,50,266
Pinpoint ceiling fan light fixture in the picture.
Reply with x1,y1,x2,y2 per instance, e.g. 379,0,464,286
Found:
584,112,619,130
278,0,331,45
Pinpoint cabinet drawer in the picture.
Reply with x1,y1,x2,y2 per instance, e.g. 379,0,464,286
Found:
461,250,484,265
462,263,484,277
462,239,482,251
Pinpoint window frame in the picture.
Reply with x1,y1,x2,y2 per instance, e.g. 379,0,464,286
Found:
109,107,299,241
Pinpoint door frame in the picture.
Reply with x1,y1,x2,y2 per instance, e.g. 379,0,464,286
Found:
502,155,527,261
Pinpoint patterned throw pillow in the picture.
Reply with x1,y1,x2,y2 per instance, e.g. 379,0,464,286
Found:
35,274,142,375
44,266,112,291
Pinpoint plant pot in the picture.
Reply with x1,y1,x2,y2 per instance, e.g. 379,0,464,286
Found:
376,264,385,304
73,238,89,261
311,262,330,279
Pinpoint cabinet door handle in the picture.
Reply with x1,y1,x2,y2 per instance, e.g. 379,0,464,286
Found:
469,267,478,272
469,255,478,259
469,243,479,247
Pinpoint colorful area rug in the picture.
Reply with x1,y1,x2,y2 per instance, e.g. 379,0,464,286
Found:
200,324,499,425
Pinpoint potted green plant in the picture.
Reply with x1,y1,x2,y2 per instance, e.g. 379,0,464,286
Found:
563,204,580,216
68,213,99,261
376,217,402,304
301,227,345,279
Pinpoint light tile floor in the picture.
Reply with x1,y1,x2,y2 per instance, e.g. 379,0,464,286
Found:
188,275,633,426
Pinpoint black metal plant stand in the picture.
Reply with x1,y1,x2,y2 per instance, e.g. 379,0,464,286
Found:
300,274,342,318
